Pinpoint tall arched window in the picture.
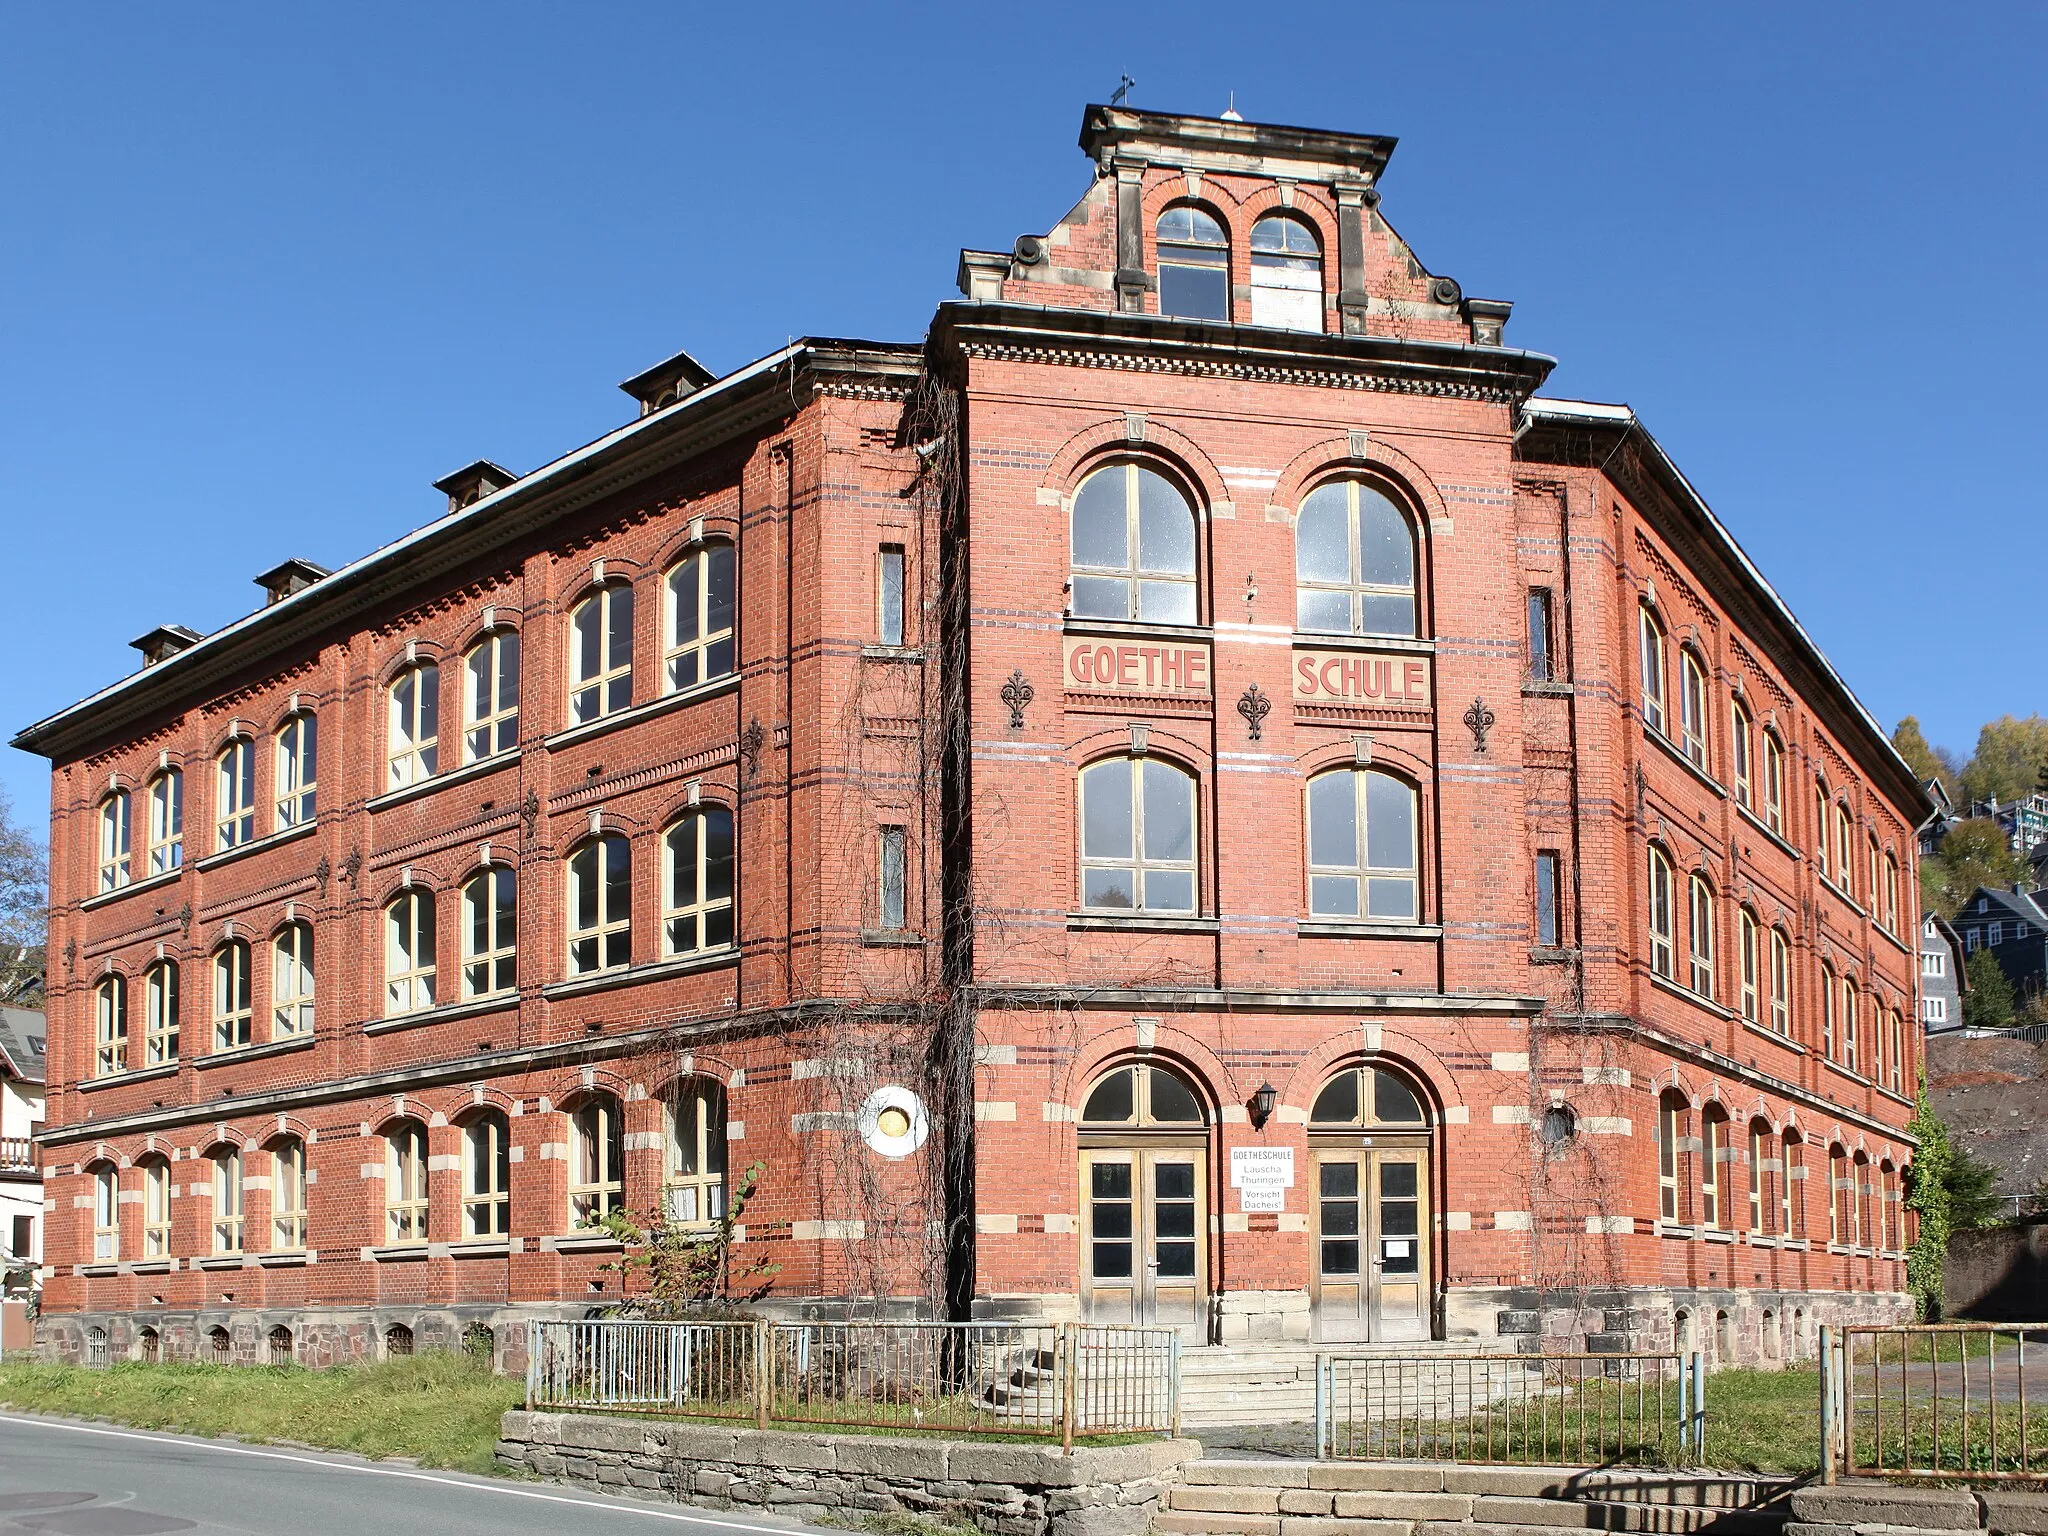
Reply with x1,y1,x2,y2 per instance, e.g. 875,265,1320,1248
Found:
1688,875,1716,999
1309,1064,1428,1128
1657,1090,1687,1222
1761,732,1785,834
1306,768,1418,921
1883,852,1900,934
1813,780,1831,880
1083,1062,1207,1128
569,1096,624,1227
144,959,180,1065
1730,700,1754,810
1738,909,1760,1023
1069,463,1197,624
388,662,439,789
1638,608,1667,735
1155,204,1228,320
271,1138,307,1250
667,1078,729,1227
1249,214,1322,331
385,888,438,1016
663,545,736,693
275,711,317,828
94,974,127,1076
147,769,183,874
1296,479,1418,638
385,1120,429,1244
211,1146,244,1254
1887,1007,1904,1093
91,1164,119,1261
463,1111,511,1238
1647,847,1675,979
1700,1107,1727,1229
1770,928,1792,1036
663,808,735,956
1821,963,1838,1058
567,835,632,975
463,629,520,762
1679,650,1709,770
212,939,252,1052
216,737,255,849
1078,757,1196,914
1782,1132,1804,1237
273,922,314,1037
569,581,635,724
1748,1120,1771,1234
98,791,131,892
1835,803,1856,899
1842,978,1860,1076
141,1157,171,1257
461,866,516,999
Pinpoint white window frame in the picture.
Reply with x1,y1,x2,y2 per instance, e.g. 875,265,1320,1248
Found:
1078,757,1198,915
1770,928,1792,1036
272,1140,307,1251
1293,477,1419,639
1762,733,1785,835
1822,966,1838,1059
1647,847,1675,979
211,1148,244,1255
569,581,635,724
568,1098,624,1228
1842,980,1860,1075
1679,650,1709,771
1700,1112,1724,1230
387,662,440,789
216,738,256,850
1924,995,1948,1024
212,940,252,1052
1689,875,1716,999
93,1166,119,1262
274,711,317,828
461,867,517,999
147,769,184,875
1739,909,1760,1023
463,1112,511,1238
94,975,127,1077
1305,767,1421,922
385,889,438,1016
462,629,520,763
1657,1095,1681,1222
272,922,314,1037
662,810,735,957
663,546,736,694
1730,701,1753,809
1923,949,1946,978
1069,462,1199,626
144,959,179,1066
1638,608,1666,736
98,792,131,892
567,836,632,976
1248,213,1324,332
385,1122,429,1245
142,1159,171,1258
666,1079,728,1228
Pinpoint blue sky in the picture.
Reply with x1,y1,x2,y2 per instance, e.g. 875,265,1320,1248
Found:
2,3,2041,829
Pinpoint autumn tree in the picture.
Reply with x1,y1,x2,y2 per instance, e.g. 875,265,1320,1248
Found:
1923,818,2028,919
1960,715,2048,808
0,787,45,1005
1893,716,1959,799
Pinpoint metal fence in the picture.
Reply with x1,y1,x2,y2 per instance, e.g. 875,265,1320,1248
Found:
525,1318,1180,1443
1824,1322,2048,1482
1316,1352,1704,1467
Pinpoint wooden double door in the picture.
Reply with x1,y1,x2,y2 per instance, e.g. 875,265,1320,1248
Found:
1310,1141,1432,1341
1078,1146,1207,1331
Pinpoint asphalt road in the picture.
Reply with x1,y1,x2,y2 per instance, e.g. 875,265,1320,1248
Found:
0,1413,840,1536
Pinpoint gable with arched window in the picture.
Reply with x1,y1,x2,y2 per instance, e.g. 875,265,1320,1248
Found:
1306,767,1418,921
1155,203,1228,320
1078,755,1196,914
1296,479,1418,638
664,544,736,693
1249,214,1322,331
569,580,635,724
1069,462,1198,625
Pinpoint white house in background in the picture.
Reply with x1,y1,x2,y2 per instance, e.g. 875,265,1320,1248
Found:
0,1007,46,1296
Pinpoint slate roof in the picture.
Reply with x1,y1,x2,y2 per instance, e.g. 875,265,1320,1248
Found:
0,1008,45,1087
1960,887,2048,930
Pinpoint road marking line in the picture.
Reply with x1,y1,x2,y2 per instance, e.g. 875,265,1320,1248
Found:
0,1414,816,1535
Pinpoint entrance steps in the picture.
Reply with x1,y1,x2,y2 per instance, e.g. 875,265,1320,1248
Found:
1154,1461,1796,1536
1177,1340,1520,1430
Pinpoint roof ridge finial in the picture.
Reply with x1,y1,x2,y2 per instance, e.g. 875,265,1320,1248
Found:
1220,91,1243,122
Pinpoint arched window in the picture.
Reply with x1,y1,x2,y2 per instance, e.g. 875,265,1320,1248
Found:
1306,768,1418,921
1738,910,1760,1023
139,1327,161,1364
273,922,313,1037
1748,1120,1771,1234
463,1110,511,1238
1842,978,1860,1076
1646,847,1675,979
140,1157,171,1257
1296,479,1418,638
1155,204,1228,320
85,1325,109,1370
1309,1065,1428,1127
142,959,179,1065
91,1164,119,1261
94,973,127,1077
1657,1090,1687,1222
384,1323,414,1358
664,544,736,693
216,737,255,849
1638,608,1667,735
1829,1145,1850,1245
1770,928,1792,1036
569,1096,624,1227
1688,875,1716,999
268,1326,295,1367
385,888,438,1016
663,808,735,956
275,711,317,828
1887,1007,1904,1093
461,866,517,999
211,1146,243,1254
1852,1151,1872,1247
1730,701,1754,810
667,1078,729,1227
1761,733,1785,835
1679,650,1709,770
1883,852,1901,934
1813,780,1831,880
1078,757,1196,914
567,834,632,975
272,1138,307,1250
1081,1063,1206,1127
1069,462,1197,624
1821,963,1838,1058
212,939,252,1052
147,769,183,875
1700,1107,1727,1230
463,628,520,762
1249,214,1322,331
385,1120,428,1244
387,662,439,789
569,581,635,724
98,791,131,892
1782,1132,1804,1237
207,1325,232,1363
1835,803,1856,899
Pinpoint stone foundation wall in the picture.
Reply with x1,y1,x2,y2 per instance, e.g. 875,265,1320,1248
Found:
495,1411,1199,1536
1443,1284,1911,1364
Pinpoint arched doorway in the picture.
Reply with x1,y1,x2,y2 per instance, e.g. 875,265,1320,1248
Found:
1077,1062,1209,1331
1308,1062,1434,1341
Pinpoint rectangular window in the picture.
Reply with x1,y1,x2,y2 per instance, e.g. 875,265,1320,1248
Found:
1923,949,1945,977
1526,590,1553,682
1924,996,1947,1024
878,546,906,647
1534,851,1560,947
879,826,908,931
1990,921,2004,947
11,1213,31,1259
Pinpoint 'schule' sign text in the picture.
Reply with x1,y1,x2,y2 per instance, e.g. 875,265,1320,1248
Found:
1293,649,1431,707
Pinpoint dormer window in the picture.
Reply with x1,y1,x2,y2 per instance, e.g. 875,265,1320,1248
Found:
1249,215,1322,332
1156,205,1228,321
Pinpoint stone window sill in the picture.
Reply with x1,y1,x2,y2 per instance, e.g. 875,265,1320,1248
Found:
1645,727,1729,800
366,1244,428,1262
257,1250,313,1267
1702,1229,1736,1245
1063,618,1214,645
860,645,924,662
1521,680,1574,697
1300,920,1443,939
1649,971,1736,1019
193,1034,317,1070
1290,631,1437,655
365,751,518,813
860,929,925,947
77,1263,118,1278
540,949,738,1002
1735,804,1802,862
1656,1222,1694,1240
1741,1019,1808,1055
193,819,316,874
1067,913,1220,934
542,1233,623,1254
446,1238,513,1259
127,1258,175,1274
80,867,183,912
361,995,517,1037
543,674,739,753
78,1062,180,1094
194,1254,246,1270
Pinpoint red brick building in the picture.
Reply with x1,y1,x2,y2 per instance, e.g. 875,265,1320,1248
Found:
15,105,1929,1371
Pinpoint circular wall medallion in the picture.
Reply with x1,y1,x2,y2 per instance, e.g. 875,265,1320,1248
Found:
858,1085,930,1159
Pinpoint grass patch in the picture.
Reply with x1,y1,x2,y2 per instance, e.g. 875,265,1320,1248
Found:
1698,1366,1823,1475
0,1354,524,1475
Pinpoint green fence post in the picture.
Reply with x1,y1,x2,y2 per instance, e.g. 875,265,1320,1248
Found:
1819,1325,1835,1485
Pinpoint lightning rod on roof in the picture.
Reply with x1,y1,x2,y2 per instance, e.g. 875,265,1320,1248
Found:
1109,74,1135,107
1221,91,1243,122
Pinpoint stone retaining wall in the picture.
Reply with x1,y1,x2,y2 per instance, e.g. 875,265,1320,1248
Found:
1789,1484,2048,1536
495,1410,1200,1536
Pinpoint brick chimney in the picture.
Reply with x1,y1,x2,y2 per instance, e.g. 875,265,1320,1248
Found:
130,624,204,668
